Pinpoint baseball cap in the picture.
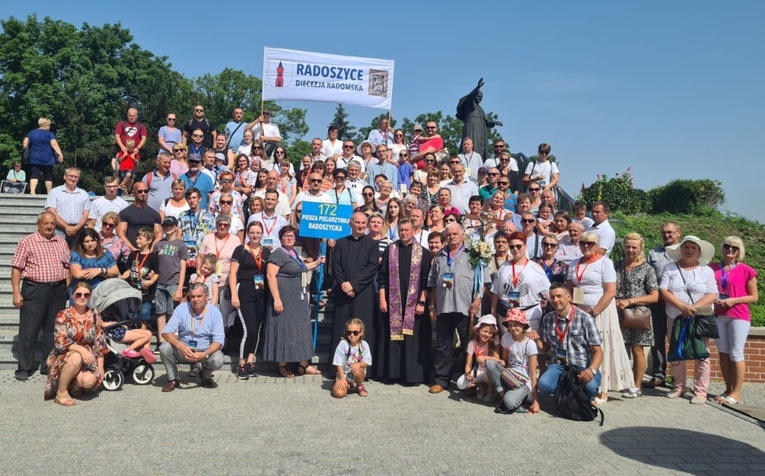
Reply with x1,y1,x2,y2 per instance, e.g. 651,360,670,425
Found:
162,216,179,227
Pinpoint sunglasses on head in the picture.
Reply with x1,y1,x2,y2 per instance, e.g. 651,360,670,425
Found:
346,330,361,336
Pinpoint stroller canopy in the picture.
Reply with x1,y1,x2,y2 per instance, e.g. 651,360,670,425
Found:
91,278,143,319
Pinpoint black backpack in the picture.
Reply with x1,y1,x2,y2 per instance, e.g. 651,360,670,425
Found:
554,365,604,425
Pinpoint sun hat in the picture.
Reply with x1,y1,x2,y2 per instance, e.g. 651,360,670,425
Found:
356,140,376,156
666,235,715,266
474,315,497,330
503,308,529,328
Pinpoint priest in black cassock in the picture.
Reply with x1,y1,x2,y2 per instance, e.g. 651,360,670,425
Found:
375,218,433,384
330,211,380,376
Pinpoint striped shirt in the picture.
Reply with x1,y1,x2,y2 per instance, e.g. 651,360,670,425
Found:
12,232,70,282
539,306,602,369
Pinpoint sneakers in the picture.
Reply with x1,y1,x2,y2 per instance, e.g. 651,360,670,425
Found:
483,390,497,402
188,363,202,378
476,389,485,400
622,388,642,399
494,402,514,414
121,348,141,359
236,365,249,380
245,362,258,378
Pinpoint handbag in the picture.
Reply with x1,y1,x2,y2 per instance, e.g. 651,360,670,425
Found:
694,314,719,339
676,263,719,339
620,307,652,331
617,264,652,331
500,366,529,390
668,315,709,362
21,146,30,163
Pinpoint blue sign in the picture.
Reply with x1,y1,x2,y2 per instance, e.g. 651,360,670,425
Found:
299,202,353,240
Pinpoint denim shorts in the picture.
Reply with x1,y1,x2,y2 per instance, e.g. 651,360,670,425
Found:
154,283,178,315
136,301,153,321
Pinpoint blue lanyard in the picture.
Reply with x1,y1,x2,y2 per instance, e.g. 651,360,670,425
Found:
287,249,305,270
446,245,464,268
543,259,556,279
720,262,736,290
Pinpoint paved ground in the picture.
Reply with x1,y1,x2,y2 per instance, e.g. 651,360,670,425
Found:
1,368,764,476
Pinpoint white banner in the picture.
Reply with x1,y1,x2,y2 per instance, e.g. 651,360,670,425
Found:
262,47,394,110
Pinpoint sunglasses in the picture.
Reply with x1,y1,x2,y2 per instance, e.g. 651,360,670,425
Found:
538,151,548,155
263,112,271,116
335,176,347,181
529,188,541,192
400,154,409,157
217,223,231,227
343,145,354,149
252,146,262,149
192,134,203,138
362,193,374,197
488,172,499,176
195,109,204,112
579,241,596,247
102,223,115,229
543,243,558,248
425,159,435,163
167,118,176,121
346,330,361,336
521,219,536,224
509,244,524,250
220,179,233,183
276,151,285,155
444,218,457,223
219,200,233,205
74,292,91,299
722,243,740,252
174,149,185,153
498,181,509,185
426,126,436,129
134,190,149,194
309,179,323,184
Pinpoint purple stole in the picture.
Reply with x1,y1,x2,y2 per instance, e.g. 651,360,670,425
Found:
388,240,423,341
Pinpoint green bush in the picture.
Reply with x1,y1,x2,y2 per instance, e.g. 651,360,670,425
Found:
580,168,652,214
649,179,725,214
751,305,765,328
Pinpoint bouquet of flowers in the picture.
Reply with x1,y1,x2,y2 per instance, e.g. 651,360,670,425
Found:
464,232,492,299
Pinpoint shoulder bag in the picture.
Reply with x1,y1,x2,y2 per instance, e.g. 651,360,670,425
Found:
617,264,651,331
676,263,719,339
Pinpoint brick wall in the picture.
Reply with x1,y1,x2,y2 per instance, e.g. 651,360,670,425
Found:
668,329,765,383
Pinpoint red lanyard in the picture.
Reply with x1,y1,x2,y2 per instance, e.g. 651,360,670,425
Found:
511,259,528,286
554,307,576,345
575,257,594,283
135,252,150,274
214,235,230,259
261,212,277,237
248,244,262,270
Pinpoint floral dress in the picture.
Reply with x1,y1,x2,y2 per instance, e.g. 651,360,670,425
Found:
44,307,107,400
615,260,659,346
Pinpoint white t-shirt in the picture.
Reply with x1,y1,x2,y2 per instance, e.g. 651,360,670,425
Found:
659,263,717,319
322,139,344,159
89,196,129,232
466,338,499,372
524,160,559,188
500,335,538,387
491,261,551,329
484,157,519,172
292,190,332,210
250,122,281,142
567,256,616,307
159,199,191,220
252,189,291,217
332,339,372,376
591,219,615,256
246,212,288,248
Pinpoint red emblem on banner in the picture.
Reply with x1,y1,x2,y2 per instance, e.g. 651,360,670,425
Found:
275,61,284,88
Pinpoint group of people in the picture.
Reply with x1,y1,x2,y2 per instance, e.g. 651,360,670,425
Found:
13,106,758,415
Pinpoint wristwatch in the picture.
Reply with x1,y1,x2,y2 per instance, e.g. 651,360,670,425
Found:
589,367,597,375
204,352,209,360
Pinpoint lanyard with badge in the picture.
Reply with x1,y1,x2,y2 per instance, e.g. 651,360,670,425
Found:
287,249,308,299
214,235,230,275
572,259,592,304
507,259,528,307
248,244,264,289
719,262,736,300
442,245,464,289
187,304,207,351
553,306,575,363
261,213,277,249
134,252,151,290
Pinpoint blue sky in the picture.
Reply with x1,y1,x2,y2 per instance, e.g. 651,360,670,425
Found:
3,1,764,222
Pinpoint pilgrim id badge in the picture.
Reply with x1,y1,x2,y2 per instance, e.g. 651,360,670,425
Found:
442,272,455,288
719,293,730,300
253,275,264,289
573,288,585,304
508,291,521,308
215,261,223,276
263,239,274,249
188,339,198,351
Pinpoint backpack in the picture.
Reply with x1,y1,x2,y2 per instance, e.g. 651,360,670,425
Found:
146,171,179,187
554,365,604,425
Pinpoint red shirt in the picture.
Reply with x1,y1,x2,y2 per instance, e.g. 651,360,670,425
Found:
414,136,444,169
115,121,147,149
117,151,139,171
12,232,70,282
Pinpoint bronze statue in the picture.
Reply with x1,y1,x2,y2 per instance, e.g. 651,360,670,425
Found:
456,78,502,161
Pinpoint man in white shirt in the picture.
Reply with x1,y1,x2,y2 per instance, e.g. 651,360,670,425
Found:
88,175,129,232
445,164,477,214
590,201,615,256
484,139,519,172
555,221,584,265
523,143,559,192
344,162,368,194
248,189,288,250
308,137,327,164
253,171,291,217
292,172,332,210
244,110,281,158
457,138,483,181
367,117,394,147
337,139,362,172
410,208,430,245
322,124,343,159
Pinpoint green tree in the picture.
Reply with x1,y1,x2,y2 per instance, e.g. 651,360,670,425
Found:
330,104,356,140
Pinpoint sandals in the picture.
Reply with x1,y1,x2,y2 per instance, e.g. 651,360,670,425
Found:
297,363,321,376
357,384,368,397
55,395,76,407
720,395,740,405
278,364,294,378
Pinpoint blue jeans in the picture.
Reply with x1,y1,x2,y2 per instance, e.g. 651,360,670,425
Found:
137,301,153,321
537,363,601,400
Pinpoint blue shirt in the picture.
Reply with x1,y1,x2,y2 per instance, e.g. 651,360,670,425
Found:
366,161,398,190
224,120,246,151
398,163,413,189
26,128,56,165
164,302,225,350
45,185,92,224
181,172,215,210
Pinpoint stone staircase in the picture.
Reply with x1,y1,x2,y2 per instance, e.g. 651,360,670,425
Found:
0,194,334,371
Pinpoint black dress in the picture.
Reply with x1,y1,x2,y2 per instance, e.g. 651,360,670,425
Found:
375,241,433,384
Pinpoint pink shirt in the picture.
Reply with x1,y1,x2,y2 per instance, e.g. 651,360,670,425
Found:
710,262,757,321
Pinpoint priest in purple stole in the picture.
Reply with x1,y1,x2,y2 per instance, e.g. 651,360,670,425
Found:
376,218,433,384
330,212,380,376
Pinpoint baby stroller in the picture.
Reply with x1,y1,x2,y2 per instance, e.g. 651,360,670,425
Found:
92,278,156,390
